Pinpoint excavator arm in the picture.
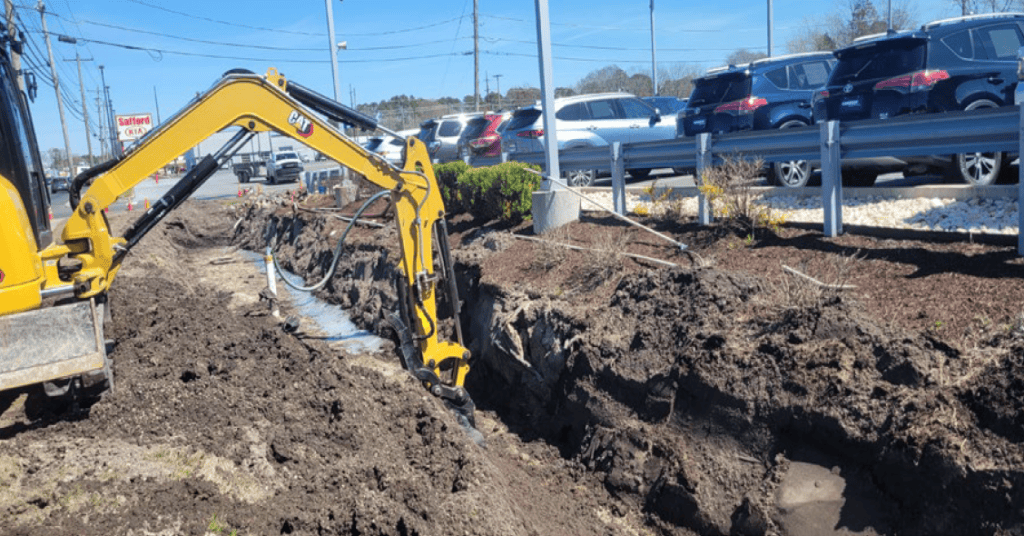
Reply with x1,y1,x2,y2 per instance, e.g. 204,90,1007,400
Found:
2,68,472,419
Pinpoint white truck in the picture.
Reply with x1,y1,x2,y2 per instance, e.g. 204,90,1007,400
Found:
265,150,304,184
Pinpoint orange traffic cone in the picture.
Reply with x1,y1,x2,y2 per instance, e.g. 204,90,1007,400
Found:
154,172,159,185
127,200,133,212
238,187,243,197
145,198,150,210
104,207,108,213
48,207,53,221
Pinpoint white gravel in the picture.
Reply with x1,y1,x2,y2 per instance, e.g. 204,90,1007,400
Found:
578,190,1021,235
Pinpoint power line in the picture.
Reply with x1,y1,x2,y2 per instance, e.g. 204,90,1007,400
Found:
124,0,467,38
484,36,766,52
482,14,792,34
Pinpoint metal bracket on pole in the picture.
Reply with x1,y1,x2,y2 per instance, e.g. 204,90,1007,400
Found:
820,120,843,237
696,133,712,225
611,141,626,215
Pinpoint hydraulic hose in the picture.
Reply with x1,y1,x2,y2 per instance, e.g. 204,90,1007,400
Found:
266,189,391,293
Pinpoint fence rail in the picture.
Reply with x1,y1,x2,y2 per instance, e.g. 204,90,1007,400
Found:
460,96,1024,255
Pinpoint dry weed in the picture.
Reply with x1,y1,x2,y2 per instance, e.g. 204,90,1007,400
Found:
531,225,571,272
772,250,862,309
699,155,787,235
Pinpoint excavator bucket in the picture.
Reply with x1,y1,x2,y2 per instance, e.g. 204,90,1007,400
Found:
0,299,110,392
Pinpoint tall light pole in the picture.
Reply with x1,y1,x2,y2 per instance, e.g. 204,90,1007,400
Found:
767,0,774,57
650,0,658,96
98,65,119,157
325,0,342,103
494,74,503,108
473,0,480,111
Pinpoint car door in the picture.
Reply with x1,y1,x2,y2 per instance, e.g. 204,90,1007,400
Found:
969,22,1024,105
620,97,671,143
583,98,631,147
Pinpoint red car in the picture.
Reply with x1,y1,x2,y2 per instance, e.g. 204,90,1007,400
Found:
457,112,510,158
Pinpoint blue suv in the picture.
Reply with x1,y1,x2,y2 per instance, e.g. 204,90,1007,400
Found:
677,52,836,187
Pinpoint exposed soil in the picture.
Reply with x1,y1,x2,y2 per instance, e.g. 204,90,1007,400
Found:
3,189,1024,536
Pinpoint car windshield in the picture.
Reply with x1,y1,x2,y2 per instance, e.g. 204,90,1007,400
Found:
364,139,384,152
506,109,542,131
276,152,298,161
688,73,750,106
831,38,927,85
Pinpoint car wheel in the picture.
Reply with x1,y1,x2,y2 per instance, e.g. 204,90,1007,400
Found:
771,121,810,187
564,169,596,187
236,171,247,183
952,100,1003,186
628,168,652,180
267,174,276,185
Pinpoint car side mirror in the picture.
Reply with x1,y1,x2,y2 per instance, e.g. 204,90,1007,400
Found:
650,112,661,126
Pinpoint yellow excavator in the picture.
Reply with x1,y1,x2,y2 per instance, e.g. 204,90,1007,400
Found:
0,52,475,424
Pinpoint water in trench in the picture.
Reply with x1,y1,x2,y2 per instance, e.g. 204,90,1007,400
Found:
242,250,385,353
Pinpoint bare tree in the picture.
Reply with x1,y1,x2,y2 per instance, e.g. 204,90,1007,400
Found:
786,0,918,53
727,48,769,65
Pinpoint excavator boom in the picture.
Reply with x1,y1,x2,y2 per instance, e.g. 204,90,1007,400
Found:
0,66,472,420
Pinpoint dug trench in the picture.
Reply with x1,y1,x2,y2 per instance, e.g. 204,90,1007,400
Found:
232,192,1024,536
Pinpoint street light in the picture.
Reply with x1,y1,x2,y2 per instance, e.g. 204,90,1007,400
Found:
325,0,343,103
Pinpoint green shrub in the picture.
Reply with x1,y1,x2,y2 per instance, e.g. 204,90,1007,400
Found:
457,162,542,223
433,160,471,214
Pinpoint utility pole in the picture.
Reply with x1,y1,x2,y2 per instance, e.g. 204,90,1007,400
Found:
650,0,658,95
38,1,74,175
473,0,480,111
767,0,774,57
493,74,503,108
60,36,94,166
92,90,105,158
5,0,23,91
99,65,119,157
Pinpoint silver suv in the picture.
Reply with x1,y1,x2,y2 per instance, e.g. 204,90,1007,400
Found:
501,93,674,186
420,113,481,163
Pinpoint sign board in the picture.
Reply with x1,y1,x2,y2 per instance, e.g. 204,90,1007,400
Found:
116,113,153,142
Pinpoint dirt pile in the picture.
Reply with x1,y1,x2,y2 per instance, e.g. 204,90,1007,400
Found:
231,192,1024,536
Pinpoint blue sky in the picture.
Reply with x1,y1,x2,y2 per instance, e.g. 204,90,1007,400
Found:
13,0,958,156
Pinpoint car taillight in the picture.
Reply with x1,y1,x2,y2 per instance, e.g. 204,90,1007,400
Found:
714,96,768,114
815,90,829,100
517,129,544,139
874,70,949,91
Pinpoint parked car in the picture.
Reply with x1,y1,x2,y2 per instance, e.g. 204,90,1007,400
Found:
363,135,405,166
456,111,510,159
501,93,674,186
642,96,687,114
48,175,69,193
417,113,481,163
814,13,1024,186
678,51,838,187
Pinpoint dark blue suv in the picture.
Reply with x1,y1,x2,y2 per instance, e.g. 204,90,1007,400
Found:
677,52,836,187
814,13,1024,186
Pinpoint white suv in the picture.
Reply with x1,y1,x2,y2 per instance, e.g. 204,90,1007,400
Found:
420,113,481,163
500,93,674,186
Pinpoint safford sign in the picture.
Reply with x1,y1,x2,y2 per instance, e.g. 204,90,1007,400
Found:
116,114,154,142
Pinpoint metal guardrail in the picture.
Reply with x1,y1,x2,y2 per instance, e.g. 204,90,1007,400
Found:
462,100,1024,254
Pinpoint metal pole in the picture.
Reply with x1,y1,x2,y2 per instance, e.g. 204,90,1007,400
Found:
1016,46,1024,255
153,86,161,124
494,74,503,108
325,0,342,102
4,0,23,91
650,0,658,96
820,120,843,237
38,1,74,176
696,133,711,225
767,0,773,57
94,90,105,158
887,0,892,31
534,0,560,185
99,65,119,157
473,0,479,111
72,50,93,165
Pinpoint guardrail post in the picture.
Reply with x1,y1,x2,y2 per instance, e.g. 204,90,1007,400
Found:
501,151,508,163
820,120,843,237
696,133,712,225
611,141,626,215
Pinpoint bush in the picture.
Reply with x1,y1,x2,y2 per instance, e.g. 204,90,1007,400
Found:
433,160,471,214
457,162,542,223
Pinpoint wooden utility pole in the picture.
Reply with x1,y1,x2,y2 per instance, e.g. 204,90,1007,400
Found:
61,38,94,166
38,1,74,175
4,0,23,91
473,0,479,111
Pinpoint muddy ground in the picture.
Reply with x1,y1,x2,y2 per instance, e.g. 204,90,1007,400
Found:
3,189,1024,536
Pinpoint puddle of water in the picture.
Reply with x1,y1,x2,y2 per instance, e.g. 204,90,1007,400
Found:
241,250,385,353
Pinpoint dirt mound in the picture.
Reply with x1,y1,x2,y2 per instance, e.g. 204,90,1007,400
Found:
228,194,1024,535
